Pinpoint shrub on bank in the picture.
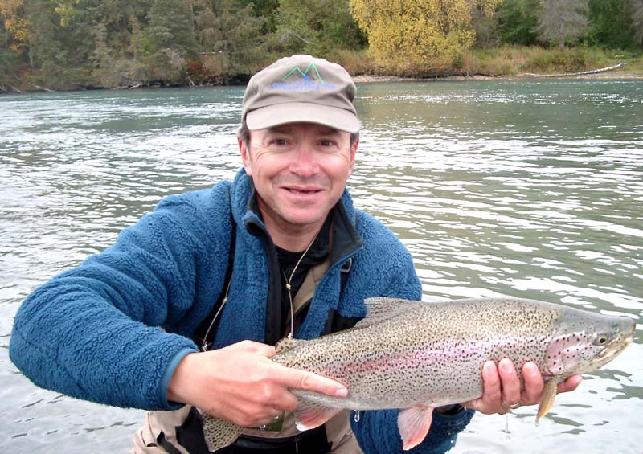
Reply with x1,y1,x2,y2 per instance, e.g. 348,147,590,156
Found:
330,46,641,78
475,46,643,76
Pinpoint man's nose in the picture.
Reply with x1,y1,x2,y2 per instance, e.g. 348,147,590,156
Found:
289,144,319,177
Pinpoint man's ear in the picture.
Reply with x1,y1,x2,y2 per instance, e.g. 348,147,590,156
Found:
349,137,359,174
238,137,252,175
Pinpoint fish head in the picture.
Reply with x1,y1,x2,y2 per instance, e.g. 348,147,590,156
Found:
544,311,635,377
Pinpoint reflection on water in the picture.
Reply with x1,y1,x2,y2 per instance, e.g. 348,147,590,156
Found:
1,81,642,453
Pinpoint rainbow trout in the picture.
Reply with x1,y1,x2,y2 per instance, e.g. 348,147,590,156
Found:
202,297,635,451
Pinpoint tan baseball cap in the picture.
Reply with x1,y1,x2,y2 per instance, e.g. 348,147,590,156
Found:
241,55,360,133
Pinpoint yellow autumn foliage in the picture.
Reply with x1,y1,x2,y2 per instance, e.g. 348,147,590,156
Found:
51,0,81,27
0,0,30,50
349,0,502,70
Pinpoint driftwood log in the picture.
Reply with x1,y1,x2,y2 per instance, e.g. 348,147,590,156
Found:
522,62,624,78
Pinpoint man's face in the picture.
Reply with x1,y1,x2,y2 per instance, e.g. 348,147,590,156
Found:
239,122,357,234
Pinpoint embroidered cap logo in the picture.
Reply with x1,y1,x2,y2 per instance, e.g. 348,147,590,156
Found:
271,62,338,92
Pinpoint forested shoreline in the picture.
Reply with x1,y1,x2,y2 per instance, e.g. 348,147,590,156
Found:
1,0,642,92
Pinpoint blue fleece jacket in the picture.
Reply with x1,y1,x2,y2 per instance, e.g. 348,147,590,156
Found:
10,169,473,453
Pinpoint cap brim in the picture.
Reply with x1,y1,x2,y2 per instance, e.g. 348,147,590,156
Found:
246,102,360,133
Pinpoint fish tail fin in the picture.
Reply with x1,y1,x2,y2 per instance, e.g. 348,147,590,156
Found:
294,402,341,432
398,405,434,451
536,379,558,424
202,414,242,452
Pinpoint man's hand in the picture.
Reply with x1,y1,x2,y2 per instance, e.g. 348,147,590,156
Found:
464,358,582,415
167,340,348,427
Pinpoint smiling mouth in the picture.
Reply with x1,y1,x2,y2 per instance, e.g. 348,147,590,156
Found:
283,187,322,195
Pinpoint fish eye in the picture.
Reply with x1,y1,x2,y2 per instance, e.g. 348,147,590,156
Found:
593,335,609,346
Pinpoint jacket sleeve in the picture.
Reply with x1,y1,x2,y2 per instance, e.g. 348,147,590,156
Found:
9,186,232,411
350,242,475,453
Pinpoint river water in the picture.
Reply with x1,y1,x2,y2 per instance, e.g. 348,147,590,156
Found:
1,80,641,453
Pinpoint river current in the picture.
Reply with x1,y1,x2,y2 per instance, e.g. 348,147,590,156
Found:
1,80,641,453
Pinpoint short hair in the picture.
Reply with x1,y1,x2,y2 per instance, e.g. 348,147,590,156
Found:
237,120,359,147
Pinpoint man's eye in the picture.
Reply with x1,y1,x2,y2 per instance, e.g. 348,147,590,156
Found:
269,138,288,146
320,139,337,147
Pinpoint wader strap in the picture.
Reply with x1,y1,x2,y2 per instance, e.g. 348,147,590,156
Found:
156,432,183,454
284,257,352,337
292,261,330,313
175,407,211,453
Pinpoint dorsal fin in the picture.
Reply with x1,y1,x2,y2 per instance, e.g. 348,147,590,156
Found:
354,297,435,329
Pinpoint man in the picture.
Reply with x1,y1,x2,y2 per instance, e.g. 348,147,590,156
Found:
10,55,580,454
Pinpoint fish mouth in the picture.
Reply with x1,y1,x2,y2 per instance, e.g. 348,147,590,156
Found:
592,322,635,368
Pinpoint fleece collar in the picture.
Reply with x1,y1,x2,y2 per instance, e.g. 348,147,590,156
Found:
215,169,363,345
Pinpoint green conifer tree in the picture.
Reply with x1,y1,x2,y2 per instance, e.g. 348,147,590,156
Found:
139,0,198,82
194,0,267,82
495,0,541,45
277,0,365,56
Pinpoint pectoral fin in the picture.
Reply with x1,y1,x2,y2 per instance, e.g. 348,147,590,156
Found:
294,402,341,432
398,405,434,451
536,379,558,423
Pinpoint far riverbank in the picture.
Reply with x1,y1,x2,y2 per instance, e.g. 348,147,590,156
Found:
347,46,643,82
2,47,642,94
3,68,641,95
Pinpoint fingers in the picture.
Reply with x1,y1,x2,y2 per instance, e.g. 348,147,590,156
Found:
232,340,276,357
498,358,521,406
227,341,346,398
271,364,348,397
184,340,318,428
521,362,544,404
464,361,501,414
557,374,582,393
262,387,299,413
480,361,502,405
466,360,582,417
278,391,300,412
